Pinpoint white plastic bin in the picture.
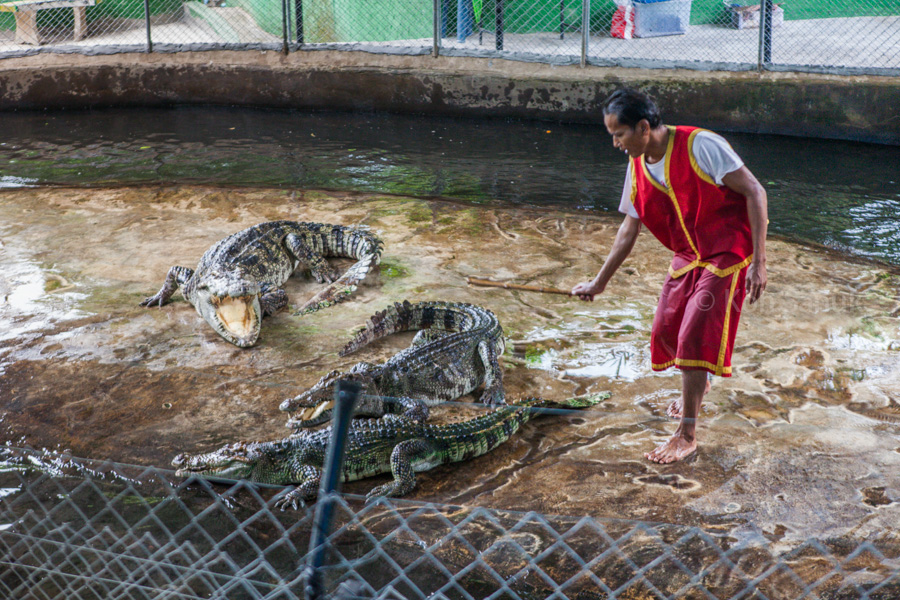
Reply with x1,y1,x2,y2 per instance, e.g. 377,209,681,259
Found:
633,0,692,37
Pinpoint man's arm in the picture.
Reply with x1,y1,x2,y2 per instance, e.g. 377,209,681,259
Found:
572,215,642,301
722,166,768,304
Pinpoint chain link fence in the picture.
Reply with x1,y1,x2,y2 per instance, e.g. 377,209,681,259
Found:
2,434,900,598
0,0,897,74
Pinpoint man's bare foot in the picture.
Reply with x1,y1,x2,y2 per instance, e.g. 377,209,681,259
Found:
666,378,711,420
666,399,683,419
645,432,697,464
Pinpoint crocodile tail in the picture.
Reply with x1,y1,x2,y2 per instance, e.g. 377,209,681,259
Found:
507,392,609,415
548,392,611,409
295,251,381,315
317,223,384,264
295,226,383,316
339,300,479,357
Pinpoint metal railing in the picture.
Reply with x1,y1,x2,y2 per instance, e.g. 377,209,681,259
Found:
0,0,898,75
1,385,899,599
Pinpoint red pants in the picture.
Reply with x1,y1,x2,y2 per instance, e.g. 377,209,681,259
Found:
651,266,747,377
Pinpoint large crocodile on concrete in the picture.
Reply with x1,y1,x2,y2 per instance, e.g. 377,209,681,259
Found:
140,220,383,347
279,300,506,429
172,393,609,509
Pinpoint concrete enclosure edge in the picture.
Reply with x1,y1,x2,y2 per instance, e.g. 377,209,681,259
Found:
1,51,898,145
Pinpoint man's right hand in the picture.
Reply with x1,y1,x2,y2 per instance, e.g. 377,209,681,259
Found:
571,279,605,301
571,215,641,302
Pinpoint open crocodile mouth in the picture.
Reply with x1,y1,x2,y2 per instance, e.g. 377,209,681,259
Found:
212,295,258,340
293,400,335,424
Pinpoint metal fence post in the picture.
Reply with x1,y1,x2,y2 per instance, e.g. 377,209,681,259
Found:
495,0,503,51
143,0,152,53
559,0,565,39
758,0,773,69
303,380,361,600
296,0,304,45
281,0,289,53
433,0,440,57
580,0,589,67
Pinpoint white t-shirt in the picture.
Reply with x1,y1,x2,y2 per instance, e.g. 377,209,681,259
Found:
618,130,744,219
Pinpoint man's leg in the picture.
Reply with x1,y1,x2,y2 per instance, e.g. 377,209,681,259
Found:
646,369,707,464
667,372,711,419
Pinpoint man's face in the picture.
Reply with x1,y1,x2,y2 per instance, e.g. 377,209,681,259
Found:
604,113,650,158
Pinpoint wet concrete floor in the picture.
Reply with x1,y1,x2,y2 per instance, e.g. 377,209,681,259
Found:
1,185,899,553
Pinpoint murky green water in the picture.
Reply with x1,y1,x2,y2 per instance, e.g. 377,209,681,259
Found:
2,106,899,265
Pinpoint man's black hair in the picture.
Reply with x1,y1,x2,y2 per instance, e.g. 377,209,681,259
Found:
603,89,662,129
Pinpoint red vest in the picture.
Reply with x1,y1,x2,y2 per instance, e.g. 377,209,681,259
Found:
630,126,753,278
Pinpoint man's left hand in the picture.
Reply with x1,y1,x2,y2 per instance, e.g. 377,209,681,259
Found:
746,261,767,304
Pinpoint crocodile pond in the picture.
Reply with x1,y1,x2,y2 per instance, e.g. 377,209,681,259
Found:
1,184,899,555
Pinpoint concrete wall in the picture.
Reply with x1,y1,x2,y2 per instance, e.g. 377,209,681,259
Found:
1,51,899,144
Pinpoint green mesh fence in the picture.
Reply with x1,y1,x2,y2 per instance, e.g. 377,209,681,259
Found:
0,0,897,73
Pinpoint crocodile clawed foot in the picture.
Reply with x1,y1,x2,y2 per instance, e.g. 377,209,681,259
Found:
312,268,340,285
364,484,396,503
274,488,307,511
139,294,166,308
478,388,507,407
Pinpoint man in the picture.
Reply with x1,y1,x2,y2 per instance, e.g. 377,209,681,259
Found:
572,89,768,464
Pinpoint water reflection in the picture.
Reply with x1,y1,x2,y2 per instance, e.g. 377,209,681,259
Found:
0,245,88,342
1,108,899,264
516,307,655,380
564,346,645,381
0,175,37,188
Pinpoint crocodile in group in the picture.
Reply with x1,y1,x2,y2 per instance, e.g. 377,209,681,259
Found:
172,392,609,509
279,300,506,429
141,220,383,347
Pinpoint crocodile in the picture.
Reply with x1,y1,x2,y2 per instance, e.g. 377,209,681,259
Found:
279,300,506,429
140,220,383,347
173,392,609,509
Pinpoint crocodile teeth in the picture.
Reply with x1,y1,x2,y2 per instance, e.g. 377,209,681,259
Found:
298,400,334,422
214,296,258,339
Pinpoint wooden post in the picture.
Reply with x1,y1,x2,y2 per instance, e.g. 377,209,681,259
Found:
14,10,39,44
73,5,86,40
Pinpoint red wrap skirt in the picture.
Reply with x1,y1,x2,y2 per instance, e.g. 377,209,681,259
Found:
650,266,747,377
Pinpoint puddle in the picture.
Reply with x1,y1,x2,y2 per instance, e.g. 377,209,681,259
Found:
0,244,89,342
562,343,648,381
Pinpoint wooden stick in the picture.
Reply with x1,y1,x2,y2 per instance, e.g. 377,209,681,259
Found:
466,277,574,296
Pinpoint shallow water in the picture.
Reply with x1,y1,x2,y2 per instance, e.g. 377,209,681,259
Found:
2,107,900,264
